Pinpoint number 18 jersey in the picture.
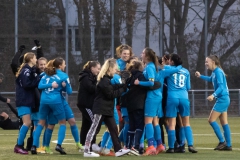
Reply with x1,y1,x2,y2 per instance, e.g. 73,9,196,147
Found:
167,67,190,99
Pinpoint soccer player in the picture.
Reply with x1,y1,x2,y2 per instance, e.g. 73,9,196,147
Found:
165,54,197,153
14,52,40,154
134,48,165,155
195,55,232,151
31,57,72,154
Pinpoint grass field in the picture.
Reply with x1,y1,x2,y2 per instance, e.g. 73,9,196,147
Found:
1,117,240,160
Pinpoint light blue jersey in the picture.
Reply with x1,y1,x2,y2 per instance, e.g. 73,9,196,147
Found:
116,58,126,71
39,69,72,104
141,62,161,99
158,65,182,93
167,67,190,99
200,67,229,98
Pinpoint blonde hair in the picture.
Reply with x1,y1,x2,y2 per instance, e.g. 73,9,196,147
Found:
116,44,134,58
97,58,116,81
16,52,36,77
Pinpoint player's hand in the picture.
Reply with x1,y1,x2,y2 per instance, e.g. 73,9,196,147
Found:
52,81,58,88
207,95,214,101
62,81,66,87
134,78,139,85
195,71,201,78
6,98,10,103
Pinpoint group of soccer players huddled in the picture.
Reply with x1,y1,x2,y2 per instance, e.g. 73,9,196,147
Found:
1,40,231,157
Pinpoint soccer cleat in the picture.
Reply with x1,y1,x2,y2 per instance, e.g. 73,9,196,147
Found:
37,146,46,153
92,143,101,153
55,145,66,154
156,144,165,154
174,144,185,153
14,145,28,154
115,149,130,157
214,141,226,150
143,146,156,156
219,146,232,151
31,146,37,154
76,143,84,151
166,148,174,153
138,147,144,155
83,152,100,157
130,147,140,156
45,147,53,154
188,146,198,153
101,149,115,156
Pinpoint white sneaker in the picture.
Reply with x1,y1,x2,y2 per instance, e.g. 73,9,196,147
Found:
130,148,140,156
92,144,101,152
83,152,100,157
115,149,130,157
79,146,85,153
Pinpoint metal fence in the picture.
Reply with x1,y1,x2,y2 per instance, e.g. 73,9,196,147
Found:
1,89,240,120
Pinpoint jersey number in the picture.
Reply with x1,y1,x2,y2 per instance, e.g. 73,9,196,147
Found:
46,78,54,92
173,73,185,88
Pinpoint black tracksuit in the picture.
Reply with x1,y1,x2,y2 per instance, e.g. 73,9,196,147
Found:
77,69,97,144
84,75,126,153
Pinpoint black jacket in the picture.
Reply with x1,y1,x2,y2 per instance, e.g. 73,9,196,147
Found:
92,75,126,116
77,69,97,109
15,64,40,109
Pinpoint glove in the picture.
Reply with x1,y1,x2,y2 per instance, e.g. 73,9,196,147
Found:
34,40,40,47
19,45,25,52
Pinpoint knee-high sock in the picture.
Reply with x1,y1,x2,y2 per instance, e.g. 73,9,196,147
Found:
57,124,66,145
71,125,80,143
210,121,224,143
184,126,194,146
179,127,186,146
101,131,110,148
106,136,113,149
222,124,231,147
42,129,47,147
17,125,29,146
33,125,43,146
45,128,53,147
118,129,124,143
168,130,175,149
154,125,162,146
145,123,154,147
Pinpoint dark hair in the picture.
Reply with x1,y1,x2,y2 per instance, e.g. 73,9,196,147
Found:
157,56,163,65
126,60,143,72
163,54,170,61
116,44,134,58
144,47,159,72
170,54,183,66
45,57,64,76
83,61,100,70
127,56,139,63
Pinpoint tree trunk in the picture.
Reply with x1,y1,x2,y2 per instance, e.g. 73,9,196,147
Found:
145,0,151,47
125,0,136,47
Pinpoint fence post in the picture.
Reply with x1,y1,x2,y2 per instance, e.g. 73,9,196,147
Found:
192,90,195,117
239,90,240,116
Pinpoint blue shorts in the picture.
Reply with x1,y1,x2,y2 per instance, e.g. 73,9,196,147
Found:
166,98,190,118
63,100,74,120
39,103,65,121
31,112,39,121
121,107,128,118
17,106,31,118
213,95,230,113
47,110,58,125
157,101,163,118
144,98,162,117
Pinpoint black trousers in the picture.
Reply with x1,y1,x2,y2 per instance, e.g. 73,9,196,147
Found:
79,107,97,145
84,114,121,153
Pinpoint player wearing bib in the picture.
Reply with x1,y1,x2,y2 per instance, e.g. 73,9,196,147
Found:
134,48,164,155
165,54,197,153
195,55,232,151
31,57,72,155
